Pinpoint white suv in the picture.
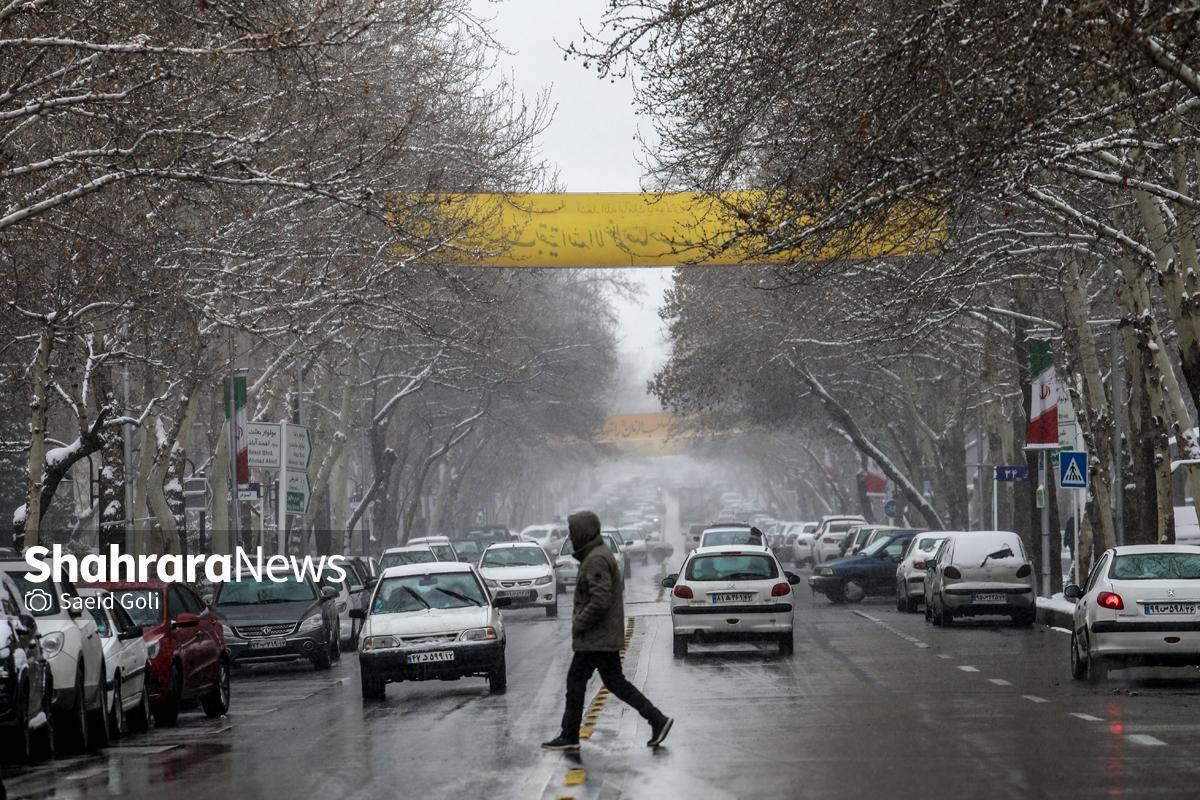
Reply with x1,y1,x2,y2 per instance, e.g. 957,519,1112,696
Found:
2,561,109,752
479,543,558,617
519,524,567,556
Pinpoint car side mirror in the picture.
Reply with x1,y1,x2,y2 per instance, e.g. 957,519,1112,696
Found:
661,574,678,588
1063,584,1083,602
67,604,83,619
118,625,144,641
172,612,200,630
349,608,366,620
785,572,801,586
493,596,513,608
320,586,338,601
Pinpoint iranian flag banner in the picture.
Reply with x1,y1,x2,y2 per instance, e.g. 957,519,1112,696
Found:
1026,340,1059,449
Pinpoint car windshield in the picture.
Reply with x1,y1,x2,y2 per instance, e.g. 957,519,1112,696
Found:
703,530,761,547
430,544,456,561
111,589,164,626
686,554,778,582
1111,553,1200,580
481,547,547,567
371,573,486,613
862,536,910,558
216,574,315,605
619,529,644,541
380,549,437,569
6,570,60,617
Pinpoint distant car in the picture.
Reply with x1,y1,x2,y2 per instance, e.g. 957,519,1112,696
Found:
698,525,768,551
895,532,949,612
0,572,53,762
380,545,439,571
213,573,340,670
810,516,867,564
453,540,482,564
614,527,649,565
519,524,568,556
318,572,358,649
809,531,918,603
663,546,800,657
924,530,1035,627
686,524,708,553
788,522,819,566
408,536,459,562
78,587,151,736
86,580,229,727
479,543,558,617
553,538,579,592
602,532,632,579
1066,545,1200,682
354,562,509,699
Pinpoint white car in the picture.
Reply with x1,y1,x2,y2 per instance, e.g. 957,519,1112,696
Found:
519,524,568,556
895,532,948,612
699,525,768,551
380,545,439,571
614,527,649,565
924,530,1036,627
318,572,358,649
479,543,558,617
554,538,579,592
810,516,867,564
784,522,819,566
352,562,509,699
663,546,799,657
407,536,459,562
78,588,151,736
1,562,109,752
1066,544,1200,682
602,531,631,579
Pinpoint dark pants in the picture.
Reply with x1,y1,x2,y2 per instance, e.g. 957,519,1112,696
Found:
560,650,663,738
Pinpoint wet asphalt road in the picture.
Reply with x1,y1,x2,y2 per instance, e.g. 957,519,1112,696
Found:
8,560,1200,799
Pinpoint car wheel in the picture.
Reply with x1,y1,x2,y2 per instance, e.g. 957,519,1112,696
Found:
5,677,32,764
201,657,231,718
55,665,89,754
109,675,125,739
672,634,688,658
924,601,932,622
896,588,907,612
942,603,955,627
778,632,794,656
126,679,151,733
1070,632,1087,681
1085,635,1109,683
332,635,342,665
546,599,558,618
360,671,386,700
931,597,943,626
314,637,333,671
843,579,866,603
152,663,181,727
488,651,508,693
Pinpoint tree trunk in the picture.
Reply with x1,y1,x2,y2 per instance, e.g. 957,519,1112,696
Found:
19,325,54,548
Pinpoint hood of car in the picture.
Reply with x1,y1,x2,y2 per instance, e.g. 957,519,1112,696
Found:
214,600,321,625
364,605,490,637
479,565,551,582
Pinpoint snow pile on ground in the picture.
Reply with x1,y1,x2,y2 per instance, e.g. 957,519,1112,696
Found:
1036,593,1073,616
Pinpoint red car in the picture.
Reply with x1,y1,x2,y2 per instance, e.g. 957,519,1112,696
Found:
79,581,229,726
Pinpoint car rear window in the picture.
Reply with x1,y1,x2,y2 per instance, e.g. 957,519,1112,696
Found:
1111,553,1200,580
380,549,437,569
686,554,778,582
952,535,1024,566
703,530,762,547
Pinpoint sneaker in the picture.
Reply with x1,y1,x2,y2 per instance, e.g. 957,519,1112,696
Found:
541,735,580,751
647,716,674,747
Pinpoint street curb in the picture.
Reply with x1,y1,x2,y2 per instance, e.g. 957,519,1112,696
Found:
1036,603,1072,630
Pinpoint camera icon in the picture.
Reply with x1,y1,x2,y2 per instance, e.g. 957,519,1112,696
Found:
25,588,53,614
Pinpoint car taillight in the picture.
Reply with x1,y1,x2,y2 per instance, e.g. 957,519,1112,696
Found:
943,566,962,580
1098,591,1124,610
1015,564,1032,578
673,585,694,599
912,560,926,570
771,582,791,597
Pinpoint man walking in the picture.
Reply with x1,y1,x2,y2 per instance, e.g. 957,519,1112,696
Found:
542,510,673,750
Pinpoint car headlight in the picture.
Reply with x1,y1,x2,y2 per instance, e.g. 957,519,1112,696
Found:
146,637,162,661
459,627,498,641
820,568,835,576
298,613,324,633
40,631,64,658
361,635,398,651
534,575,553,586
484,579,498,588
220,623,239,641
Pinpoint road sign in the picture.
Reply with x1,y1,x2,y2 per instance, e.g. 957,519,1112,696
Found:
246,422,282,468
183,476,208,510
238,482,261,501
993,466,1030,482
1058,450,1088,490
286,423,310,471
883,499,898,518
286,473,309,514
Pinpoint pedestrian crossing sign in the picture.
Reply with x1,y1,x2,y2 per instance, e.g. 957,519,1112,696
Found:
1058,450,1088,490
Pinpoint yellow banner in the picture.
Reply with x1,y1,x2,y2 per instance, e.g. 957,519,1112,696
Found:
423,192,942,268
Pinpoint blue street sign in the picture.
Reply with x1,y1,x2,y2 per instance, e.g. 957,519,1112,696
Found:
993,466,1030,482
1058,450,1088,490
883,499,898,518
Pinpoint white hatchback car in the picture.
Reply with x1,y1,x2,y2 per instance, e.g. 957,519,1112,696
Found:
663,546,800,657
810,516,868,564
78,587,151,736
895,532,949,612
353,562,509,699
1066,545,1200,681
407,536,459,563
479,542,558,617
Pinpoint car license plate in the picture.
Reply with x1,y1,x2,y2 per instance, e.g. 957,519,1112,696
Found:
710,592,756,604
1144,603,1197,615
248,638,286,650
973,593,1005,603
407,650,454,664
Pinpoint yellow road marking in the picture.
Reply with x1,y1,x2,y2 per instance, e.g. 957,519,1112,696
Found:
564,769,587,786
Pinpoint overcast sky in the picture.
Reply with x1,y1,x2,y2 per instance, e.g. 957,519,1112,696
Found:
471,0,671,414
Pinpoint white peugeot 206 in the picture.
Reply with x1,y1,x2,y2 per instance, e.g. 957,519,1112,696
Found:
1066,544,1200,681
352,562,511,700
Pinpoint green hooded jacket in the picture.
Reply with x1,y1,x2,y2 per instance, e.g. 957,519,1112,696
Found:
571,532,625,651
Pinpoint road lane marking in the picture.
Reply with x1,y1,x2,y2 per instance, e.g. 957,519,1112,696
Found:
937,654,953,659
1049,626,1071,635
957,666,979,673
1071,713,1102,722
851,610,928,648
988,678,1012,686
564,768,587,786
1022,695,1050,704
1128,734,1167,746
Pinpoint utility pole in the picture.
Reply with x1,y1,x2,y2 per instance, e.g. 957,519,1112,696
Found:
226,327,240,551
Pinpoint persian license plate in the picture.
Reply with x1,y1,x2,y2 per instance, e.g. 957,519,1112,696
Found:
710,592,756,604
407,650,454,664
1144,603,1197,615
973,593,1005,603
248,638,286,650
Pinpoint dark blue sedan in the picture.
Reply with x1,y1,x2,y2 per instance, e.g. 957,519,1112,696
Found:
808,531,919,603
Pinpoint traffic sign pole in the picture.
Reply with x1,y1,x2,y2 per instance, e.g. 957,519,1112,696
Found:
278,421,287,556
1040,450,1050,597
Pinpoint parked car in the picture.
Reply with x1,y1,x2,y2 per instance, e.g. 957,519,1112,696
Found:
408,536,459,562
3,561,108,751
318,571,357,650
924,530,1035,627
810,516,868,564
663,546,800,657
788,522,819,566
895,532,949,612
78,587,151,736
809,531,919,603
353,562,510,699
380,545,438,571
615,527,649,565
0,572,53,762
90,580,229,726
479,542,558,617
347,556,380,580
602,531,632,579
519,524,568,556
1066,545,1200,682
213,573,340,670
